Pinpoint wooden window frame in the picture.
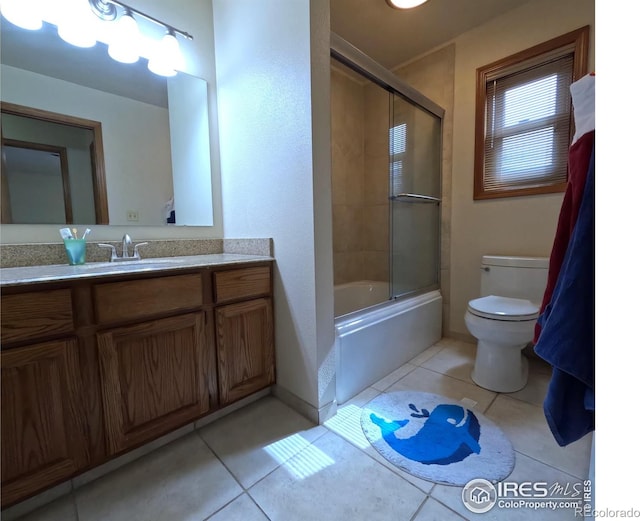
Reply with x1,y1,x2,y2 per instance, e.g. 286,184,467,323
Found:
473,26,590,200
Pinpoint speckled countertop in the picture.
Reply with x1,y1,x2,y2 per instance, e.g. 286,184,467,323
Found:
0,254,273,287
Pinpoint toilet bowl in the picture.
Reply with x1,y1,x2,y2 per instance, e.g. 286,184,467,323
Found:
466,255,549,393
465,295,539,392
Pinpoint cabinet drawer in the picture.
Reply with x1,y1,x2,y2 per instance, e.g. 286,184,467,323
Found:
214,266,271,303
1,290,74,344
94,274,203,324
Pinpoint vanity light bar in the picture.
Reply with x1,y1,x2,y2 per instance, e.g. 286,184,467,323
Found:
88,0,193,41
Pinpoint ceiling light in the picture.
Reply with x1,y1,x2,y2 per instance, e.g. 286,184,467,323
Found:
107,8,139,63
0,0,44,30
386,0,429,9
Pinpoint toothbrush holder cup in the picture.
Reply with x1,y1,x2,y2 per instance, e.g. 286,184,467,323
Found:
63,239,87,265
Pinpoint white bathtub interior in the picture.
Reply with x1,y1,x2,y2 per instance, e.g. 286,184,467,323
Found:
334,281,442,404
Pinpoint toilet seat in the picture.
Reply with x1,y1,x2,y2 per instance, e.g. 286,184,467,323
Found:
467,295,539,322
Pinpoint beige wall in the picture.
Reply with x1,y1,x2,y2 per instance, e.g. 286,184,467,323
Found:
447,0,595,338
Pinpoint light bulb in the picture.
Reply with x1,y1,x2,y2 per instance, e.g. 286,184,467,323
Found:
0,0,43,30
108,9,139,64
57,0,97,48
148,31,183,77
386,0,429,8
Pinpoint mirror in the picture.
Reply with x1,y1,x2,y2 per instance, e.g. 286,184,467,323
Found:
1,101,109,225
0,17,214,226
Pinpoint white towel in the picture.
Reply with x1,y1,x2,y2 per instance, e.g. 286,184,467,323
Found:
570,73,595,145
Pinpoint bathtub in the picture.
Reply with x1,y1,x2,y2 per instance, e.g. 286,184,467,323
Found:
334,280,442,404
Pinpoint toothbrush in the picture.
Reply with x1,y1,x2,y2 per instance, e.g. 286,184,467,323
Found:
82,228,91,240
72,228,78,239
59,228,73,240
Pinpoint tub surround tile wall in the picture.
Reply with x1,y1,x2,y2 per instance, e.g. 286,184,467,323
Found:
330,64,390,286
0,239,272,268
363,82,391,283
331,65,366,285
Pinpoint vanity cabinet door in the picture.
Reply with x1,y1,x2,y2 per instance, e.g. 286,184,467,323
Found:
96,312,209,455
216,298,275,406
1,339,89,508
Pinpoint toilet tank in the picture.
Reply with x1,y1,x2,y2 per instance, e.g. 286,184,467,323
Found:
480,255,549,305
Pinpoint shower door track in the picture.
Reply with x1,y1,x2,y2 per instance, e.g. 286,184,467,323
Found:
330,33,445,119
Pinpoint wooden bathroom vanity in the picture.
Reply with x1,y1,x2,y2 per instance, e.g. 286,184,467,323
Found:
0,256,275,508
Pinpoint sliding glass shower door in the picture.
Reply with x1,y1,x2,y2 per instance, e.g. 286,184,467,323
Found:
389,93,441,298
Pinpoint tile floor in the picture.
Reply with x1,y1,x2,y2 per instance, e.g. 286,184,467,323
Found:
11,338,593,521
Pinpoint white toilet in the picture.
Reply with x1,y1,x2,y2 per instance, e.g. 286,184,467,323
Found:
465,255,549,393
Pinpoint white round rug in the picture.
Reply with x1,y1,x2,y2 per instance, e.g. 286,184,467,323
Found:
361,391,515,486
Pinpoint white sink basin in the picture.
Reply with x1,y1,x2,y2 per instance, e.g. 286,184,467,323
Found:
136,258,185,266
72,258,185,274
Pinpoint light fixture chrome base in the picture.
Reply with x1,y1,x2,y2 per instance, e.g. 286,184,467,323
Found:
87,0,193,40
89,0,117,21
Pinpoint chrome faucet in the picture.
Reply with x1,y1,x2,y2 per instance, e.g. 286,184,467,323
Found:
98,234,148,262
122,234,132,258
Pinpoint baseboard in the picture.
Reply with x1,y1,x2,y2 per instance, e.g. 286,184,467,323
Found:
273,384,336,424
446,330,476,344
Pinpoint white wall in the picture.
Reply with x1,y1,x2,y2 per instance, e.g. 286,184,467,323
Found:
448,0,595,338
0,0,222,242
213,0,334,419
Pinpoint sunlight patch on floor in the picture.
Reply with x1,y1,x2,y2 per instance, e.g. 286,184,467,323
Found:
264,433,334,480
324,404,381,449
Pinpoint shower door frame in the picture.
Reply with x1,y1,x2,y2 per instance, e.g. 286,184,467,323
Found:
330,34,444,121
330,33,445,300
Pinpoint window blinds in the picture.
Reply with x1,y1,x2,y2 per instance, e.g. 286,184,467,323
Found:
483,54,574,192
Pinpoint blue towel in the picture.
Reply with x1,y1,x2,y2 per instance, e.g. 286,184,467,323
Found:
534,142,595,447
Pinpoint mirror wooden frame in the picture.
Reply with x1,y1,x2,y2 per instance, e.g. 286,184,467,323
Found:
1,101,109,224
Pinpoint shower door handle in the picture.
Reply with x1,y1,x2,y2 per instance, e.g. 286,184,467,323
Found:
391,193,441,204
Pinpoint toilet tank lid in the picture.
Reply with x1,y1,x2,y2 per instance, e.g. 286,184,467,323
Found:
482,255,549,269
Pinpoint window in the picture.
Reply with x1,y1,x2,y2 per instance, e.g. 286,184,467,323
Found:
473,26,589,200
390,122,407,194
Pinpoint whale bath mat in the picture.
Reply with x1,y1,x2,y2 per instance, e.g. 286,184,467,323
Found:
361,391,515,486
